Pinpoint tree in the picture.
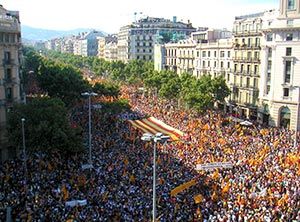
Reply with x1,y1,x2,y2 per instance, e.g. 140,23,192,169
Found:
37,59,91,106
158,77,181,100
7,97,83,153
93,82,120,98
211,75,231,103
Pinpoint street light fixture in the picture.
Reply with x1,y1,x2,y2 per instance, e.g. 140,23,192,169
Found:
294,86,300,148
81,92,98,168
21,118,28,205
141,132,170,222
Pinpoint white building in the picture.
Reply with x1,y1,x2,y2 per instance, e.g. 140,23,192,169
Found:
259,0,300,129
118,16,196,63
104,42,118,61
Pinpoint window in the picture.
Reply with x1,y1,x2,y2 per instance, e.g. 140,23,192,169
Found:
286,33,293,41
241,64,244,72
266,85,271,95
208,51,211,57
227,51,231,58
255,38,260,47
234,64,238,72
285,60,291,83
227,74,230,81
214,61,217,68
246,77,250,88
287,20,293,26
4,51,11,63
286,47,292,56
283,88,290,97
202,61,205,67
266,33,273,41
247,52,252,60
268,48,272,58
220,51,225,57
208,61,210,67
221,61,224,68
254,65,258,74
197,51,199,57
227,62,230,69
5,68,12,80
5,87,12,99
202,51,206,57
247,65,251,73
288,0,295,10
247,38,251,47
253,78,258,88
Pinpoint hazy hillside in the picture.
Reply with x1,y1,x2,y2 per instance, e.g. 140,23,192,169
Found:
21,25,107,41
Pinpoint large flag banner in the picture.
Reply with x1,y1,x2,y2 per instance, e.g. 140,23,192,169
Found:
170,179,197,196
128,117,184,141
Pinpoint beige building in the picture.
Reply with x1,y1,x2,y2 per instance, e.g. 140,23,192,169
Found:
231,12,268,119
259,0,300,129
104,42,118,61
97,35,117,59
0,5,23,161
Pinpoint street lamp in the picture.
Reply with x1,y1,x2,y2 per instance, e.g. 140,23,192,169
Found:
141,132,170,222
294,86,300,148
81,92,98,168
21,118,28,205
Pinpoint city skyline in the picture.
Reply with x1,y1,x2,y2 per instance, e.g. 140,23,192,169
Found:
3,0,278,33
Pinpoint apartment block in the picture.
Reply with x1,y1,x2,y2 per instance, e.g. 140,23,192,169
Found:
259,0,300,129
118,16,196,63
0,5,24,161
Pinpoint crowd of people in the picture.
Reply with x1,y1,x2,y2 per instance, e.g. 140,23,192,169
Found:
0,84,299,221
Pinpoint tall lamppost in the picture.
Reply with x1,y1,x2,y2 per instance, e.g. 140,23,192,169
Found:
81,92,98,167
294,86,300,148
21,118,28,205
141,132,170,222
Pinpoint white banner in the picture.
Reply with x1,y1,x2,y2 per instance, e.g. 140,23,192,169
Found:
196,162,233,171
65,199,87,207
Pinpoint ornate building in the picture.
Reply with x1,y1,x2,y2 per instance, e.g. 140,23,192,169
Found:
259,0,300,129
0,5,24,161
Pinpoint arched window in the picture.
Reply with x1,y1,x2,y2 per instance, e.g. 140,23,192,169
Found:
279,106,291,128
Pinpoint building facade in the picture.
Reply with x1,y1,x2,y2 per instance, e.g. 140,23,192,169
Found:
104,42,118,61
97,34,117,59
231,12,267,119
259,0,300,129
117,16,196,63
0,5,24,161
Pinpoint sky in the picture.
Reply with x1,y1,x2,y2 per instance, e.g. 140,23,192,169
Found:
2,0,279,33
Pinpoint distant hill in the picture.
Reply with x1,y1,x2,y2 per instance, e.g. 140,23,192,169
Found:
21,25,107,41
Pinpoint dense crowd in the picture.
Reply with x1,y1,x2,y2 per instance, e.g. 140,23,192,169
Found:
0,84,299,221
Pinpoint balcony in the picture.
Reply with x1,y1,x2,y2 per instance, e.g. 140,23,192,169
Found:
3,77,18,85
0,97,20,107
2,59,14,66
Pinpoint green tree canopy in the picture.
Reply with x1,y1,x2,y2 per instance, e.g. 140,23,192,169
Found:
7,97,83,153
37,59,91,106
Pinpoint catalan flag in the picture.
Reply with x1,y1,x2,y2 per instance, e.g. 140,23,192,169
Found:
170,179,197,197
128,117,184,141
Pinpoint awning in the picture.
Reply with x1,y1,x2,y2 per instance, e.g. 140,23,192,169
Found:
128,117,184,141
